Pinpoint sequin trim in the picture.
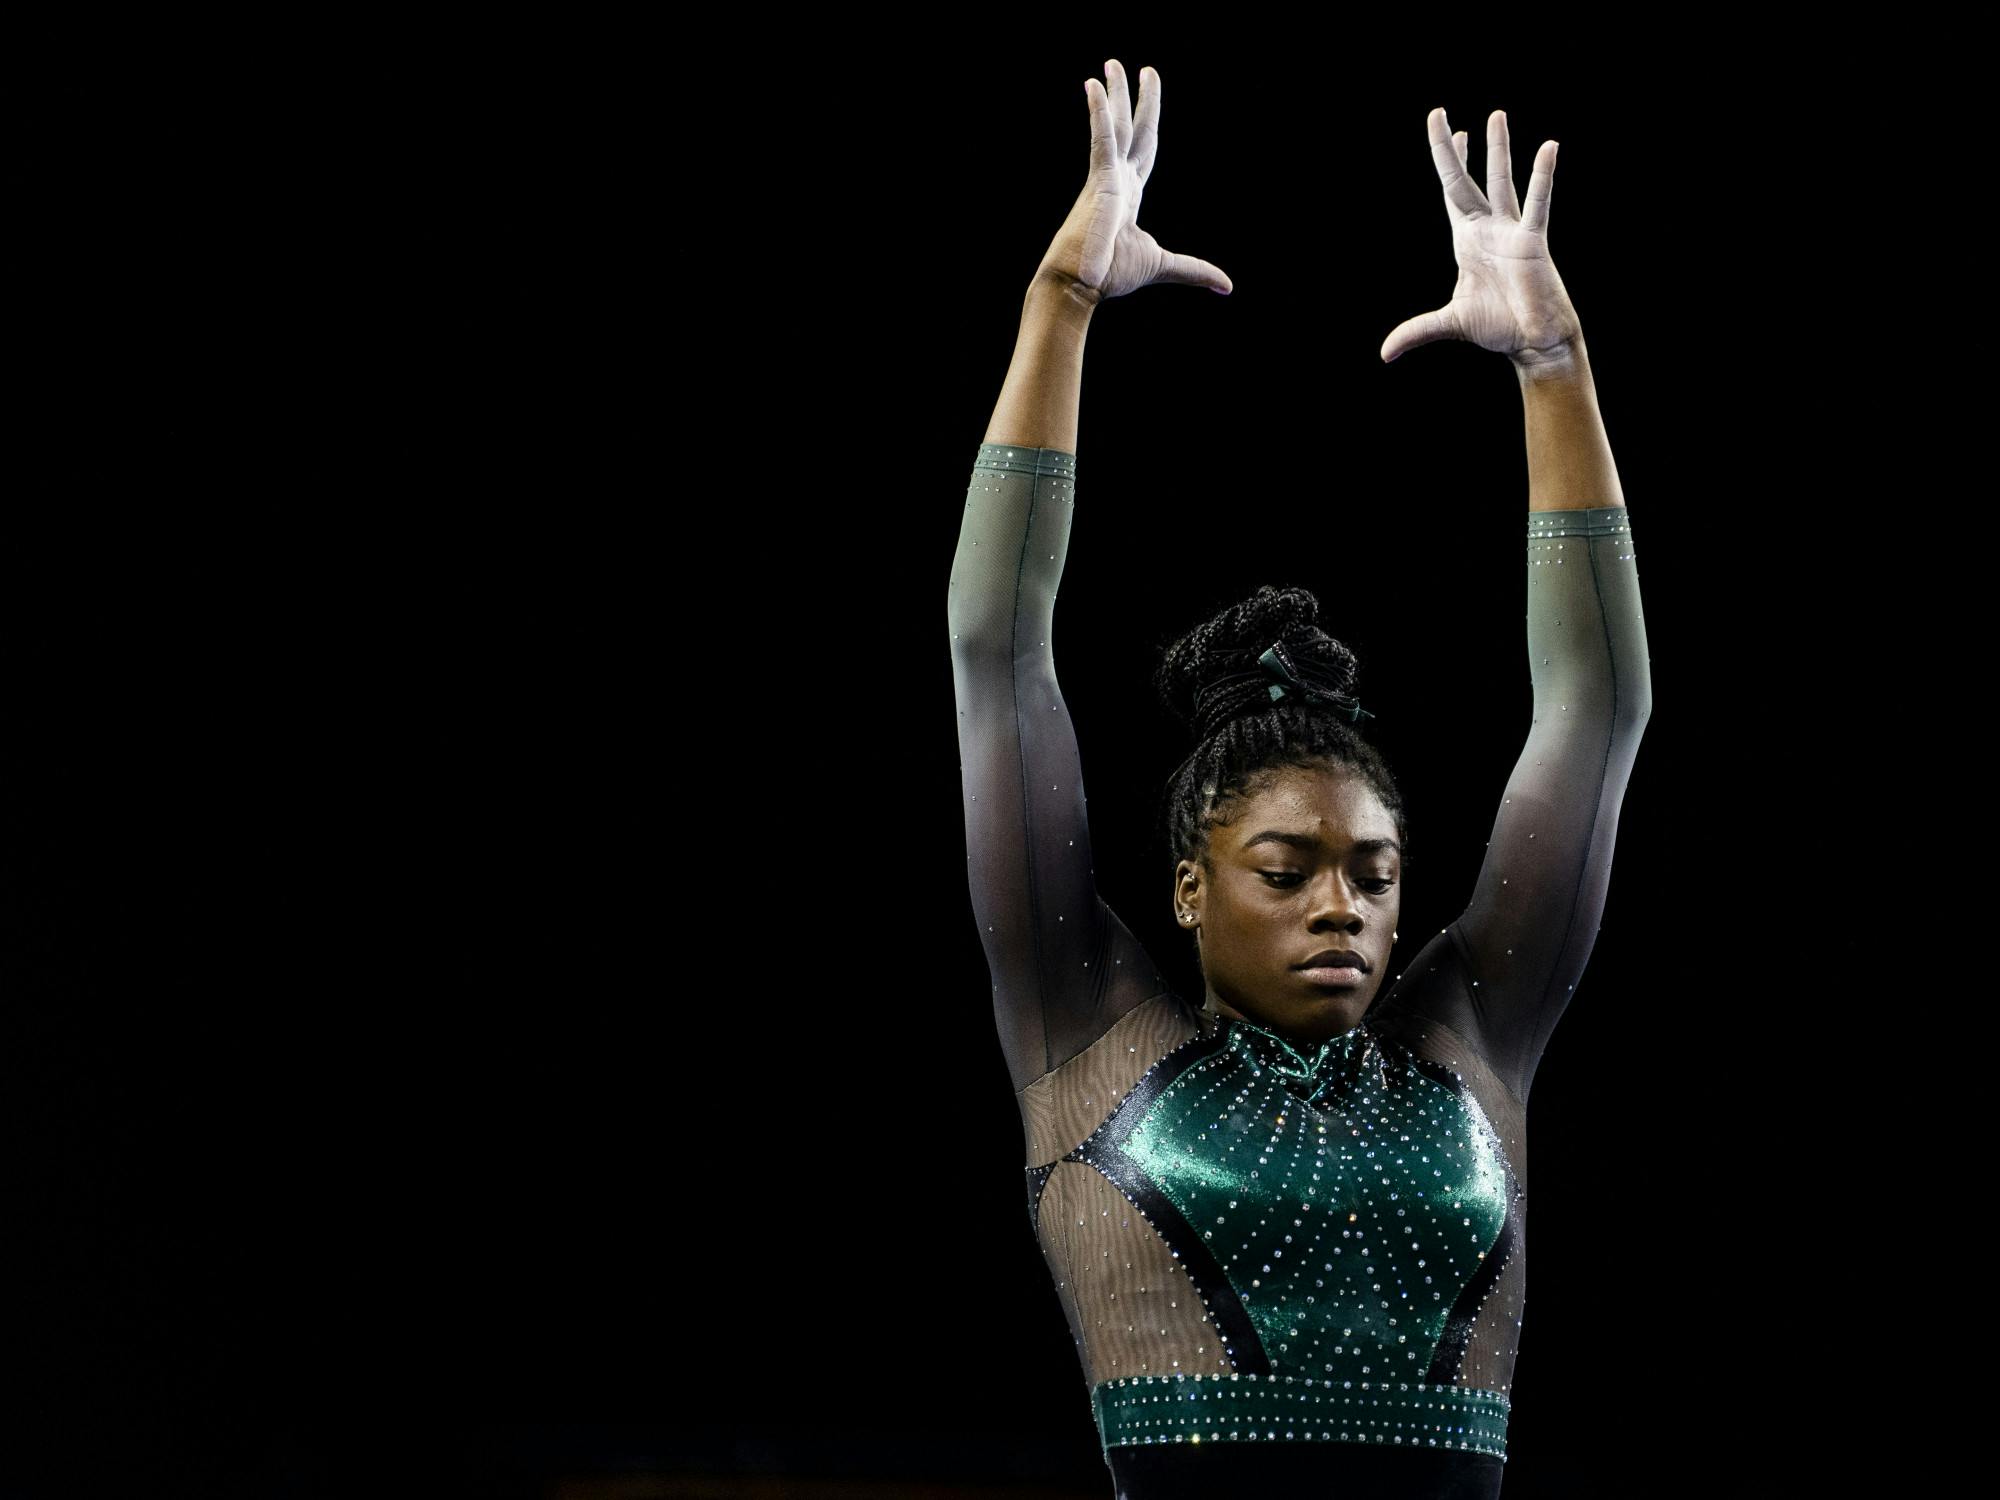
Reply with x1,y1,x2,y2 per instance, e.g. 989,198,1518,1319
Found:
1091,1370,1510,1457
1524,505,1631,538
972,441,1078,479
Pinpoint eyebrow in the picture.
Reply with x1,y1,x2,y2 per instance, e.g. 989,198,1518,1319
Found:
1242,831,1401,856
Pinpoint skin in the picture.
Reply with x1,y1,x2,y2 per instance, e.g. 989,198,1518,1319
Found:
1173,763,1403,1046
979,61,1630,1049
983,59,1624,512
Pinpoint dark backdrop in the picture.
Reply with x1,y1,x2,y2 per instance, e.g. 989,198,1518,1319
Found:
8,28,1887,1500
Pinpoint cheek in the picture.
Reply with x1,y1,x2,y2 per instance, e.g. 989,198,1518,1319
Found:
1216,890,1279,939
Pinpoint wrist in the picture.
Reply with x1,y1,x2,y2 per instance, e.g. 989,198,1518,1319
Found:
1027,266,1102,325
1511,333,1589,387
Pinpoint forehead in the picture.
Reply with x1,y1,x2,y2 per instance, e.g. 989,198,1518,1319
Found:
1226,764,1395,842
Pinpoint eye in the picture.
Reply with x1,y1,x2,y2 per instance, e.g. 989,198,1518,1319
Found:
1261,872,1397,892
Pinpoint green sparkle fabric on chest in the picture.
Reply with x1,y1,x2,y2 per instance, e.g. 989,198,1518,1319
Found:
1132,1019,1509,1380
1068,1012,1518,1459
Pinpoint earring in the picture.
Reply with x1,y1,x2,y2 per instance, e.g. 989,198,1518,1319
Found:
1393,930,1399,941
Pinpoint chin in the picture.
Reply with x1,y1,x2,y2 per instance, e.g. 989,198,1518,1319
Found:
1305,984,1373,1023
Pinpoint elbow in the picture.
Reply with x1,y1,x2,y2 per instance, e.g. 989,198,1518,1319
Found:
948,580,1022,657
948,583,983,647
1615,675,1653,741
948,598,1010,659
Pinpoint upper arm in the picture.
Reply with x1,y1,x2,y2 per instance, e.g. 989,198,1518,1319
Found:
948,442,1168,1094
1450,505,1653,1099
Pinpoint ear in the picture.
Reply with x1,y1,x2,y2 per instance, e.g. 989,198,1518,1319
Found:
1172,858,1203,925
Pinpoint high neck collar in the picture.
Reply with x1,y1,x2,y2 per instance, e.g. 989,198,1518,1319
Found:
1202,1004,1370,1085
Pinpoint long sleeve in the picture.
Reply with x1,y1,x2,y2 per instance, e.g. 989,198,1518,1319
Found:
948,442,1168,1096
1441,505,1653,1102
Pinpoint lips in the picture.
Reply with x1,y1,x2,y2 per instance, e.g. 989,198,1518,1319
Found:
1296,949,1368,973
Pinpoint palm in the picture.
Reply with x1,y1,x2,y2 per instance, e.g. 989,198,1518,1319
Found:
1081,194,1176,305
1039,61,1231,302
1440,213,1574,355
1382,108,1580,364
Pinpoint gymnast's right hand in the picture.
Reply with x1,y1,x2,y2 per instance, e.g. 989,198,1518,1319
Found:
1036,59,1234,304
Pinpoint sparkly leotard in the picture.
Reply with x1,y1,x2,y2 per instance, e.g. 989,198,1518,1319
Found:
948,441,1651,1498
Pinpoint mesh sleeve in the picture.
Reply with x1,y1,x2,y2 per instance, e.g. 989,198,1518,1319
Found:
1443,505,1653,1102
947,441,1171,1096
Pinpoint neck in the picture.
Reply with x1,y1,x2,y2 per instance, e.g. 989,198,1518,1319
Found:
1203,989,1369,1046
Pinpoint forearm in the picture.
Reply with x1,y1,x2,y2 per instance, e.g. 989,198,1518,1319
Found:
982,271,1100,454
1513,334,1625,513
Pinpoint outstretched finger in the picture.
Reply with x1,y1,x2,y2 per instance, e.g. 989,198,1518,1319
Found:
1521,139,1558,237
1453,130,1468,174
1130,65,1161,185
1153,247,1233,295
1085,78,1117,172
1427,107,1490,219
1380,305,1457,363
1487,110,1521,220
1104,58,1133,158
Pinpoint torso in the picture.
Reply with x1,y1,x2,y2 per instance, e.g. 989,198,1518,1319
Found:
1018,990,1528,1473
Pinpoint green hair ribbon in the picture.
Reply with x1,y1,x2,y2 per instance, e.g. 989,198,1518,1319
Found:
1258,644,1375,725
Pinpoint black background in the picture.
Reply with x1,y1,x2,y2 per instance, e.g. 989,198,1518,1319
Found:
9,27,1906,1500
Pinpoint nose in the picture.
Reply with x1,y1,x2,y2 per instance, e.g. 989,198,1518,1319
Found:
1306,871,1365,929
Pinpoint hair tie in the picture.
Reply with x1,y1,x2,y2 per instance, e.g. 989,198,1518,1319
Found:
1258,643,1375,725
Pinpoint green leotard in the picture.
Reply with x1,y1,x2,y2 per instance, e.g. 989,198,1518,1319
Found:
948,441,1651,1498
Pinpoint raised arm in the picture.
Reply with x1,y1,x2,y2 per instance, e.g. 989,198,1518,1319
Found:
949,61,1232,1096
1381,108,1653,1102
1452,343,1650,1103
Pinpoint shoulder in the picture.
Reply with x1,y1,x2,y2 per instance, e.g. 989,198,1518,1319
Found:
1015,988,1212,1169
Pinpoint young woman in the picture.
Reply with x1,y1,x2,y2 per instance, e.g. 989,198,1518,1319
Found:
948,59,1650,1500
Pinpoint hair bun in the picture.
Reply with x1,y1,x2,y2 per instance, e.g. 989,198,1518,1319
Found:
1154,584,1362,742
1152,585,1404,890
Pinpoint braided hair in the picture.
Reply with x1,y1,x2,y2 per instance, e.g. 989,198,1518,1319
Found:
1153,584,1407,928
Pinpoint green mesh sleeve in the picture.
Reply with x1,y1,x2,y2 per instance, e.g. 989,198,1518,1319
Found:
947,442,1175,1095
1386,505,1652,1103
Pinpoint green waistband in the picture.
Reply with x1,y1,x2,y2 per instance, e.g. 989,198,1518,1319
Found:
1091,1372,1510,1458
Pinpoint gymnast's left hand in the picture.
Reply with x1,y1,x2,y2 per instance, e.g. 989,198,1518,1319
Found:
1380,108,1581,369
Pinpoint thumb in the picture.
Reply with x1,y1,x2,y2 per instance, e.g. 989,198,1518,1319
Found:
1380,306,1458,363
1152,247,1233,295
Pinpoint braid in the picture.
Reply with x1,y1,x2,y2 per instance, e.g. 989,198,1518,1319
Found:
1153,585,1406,929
